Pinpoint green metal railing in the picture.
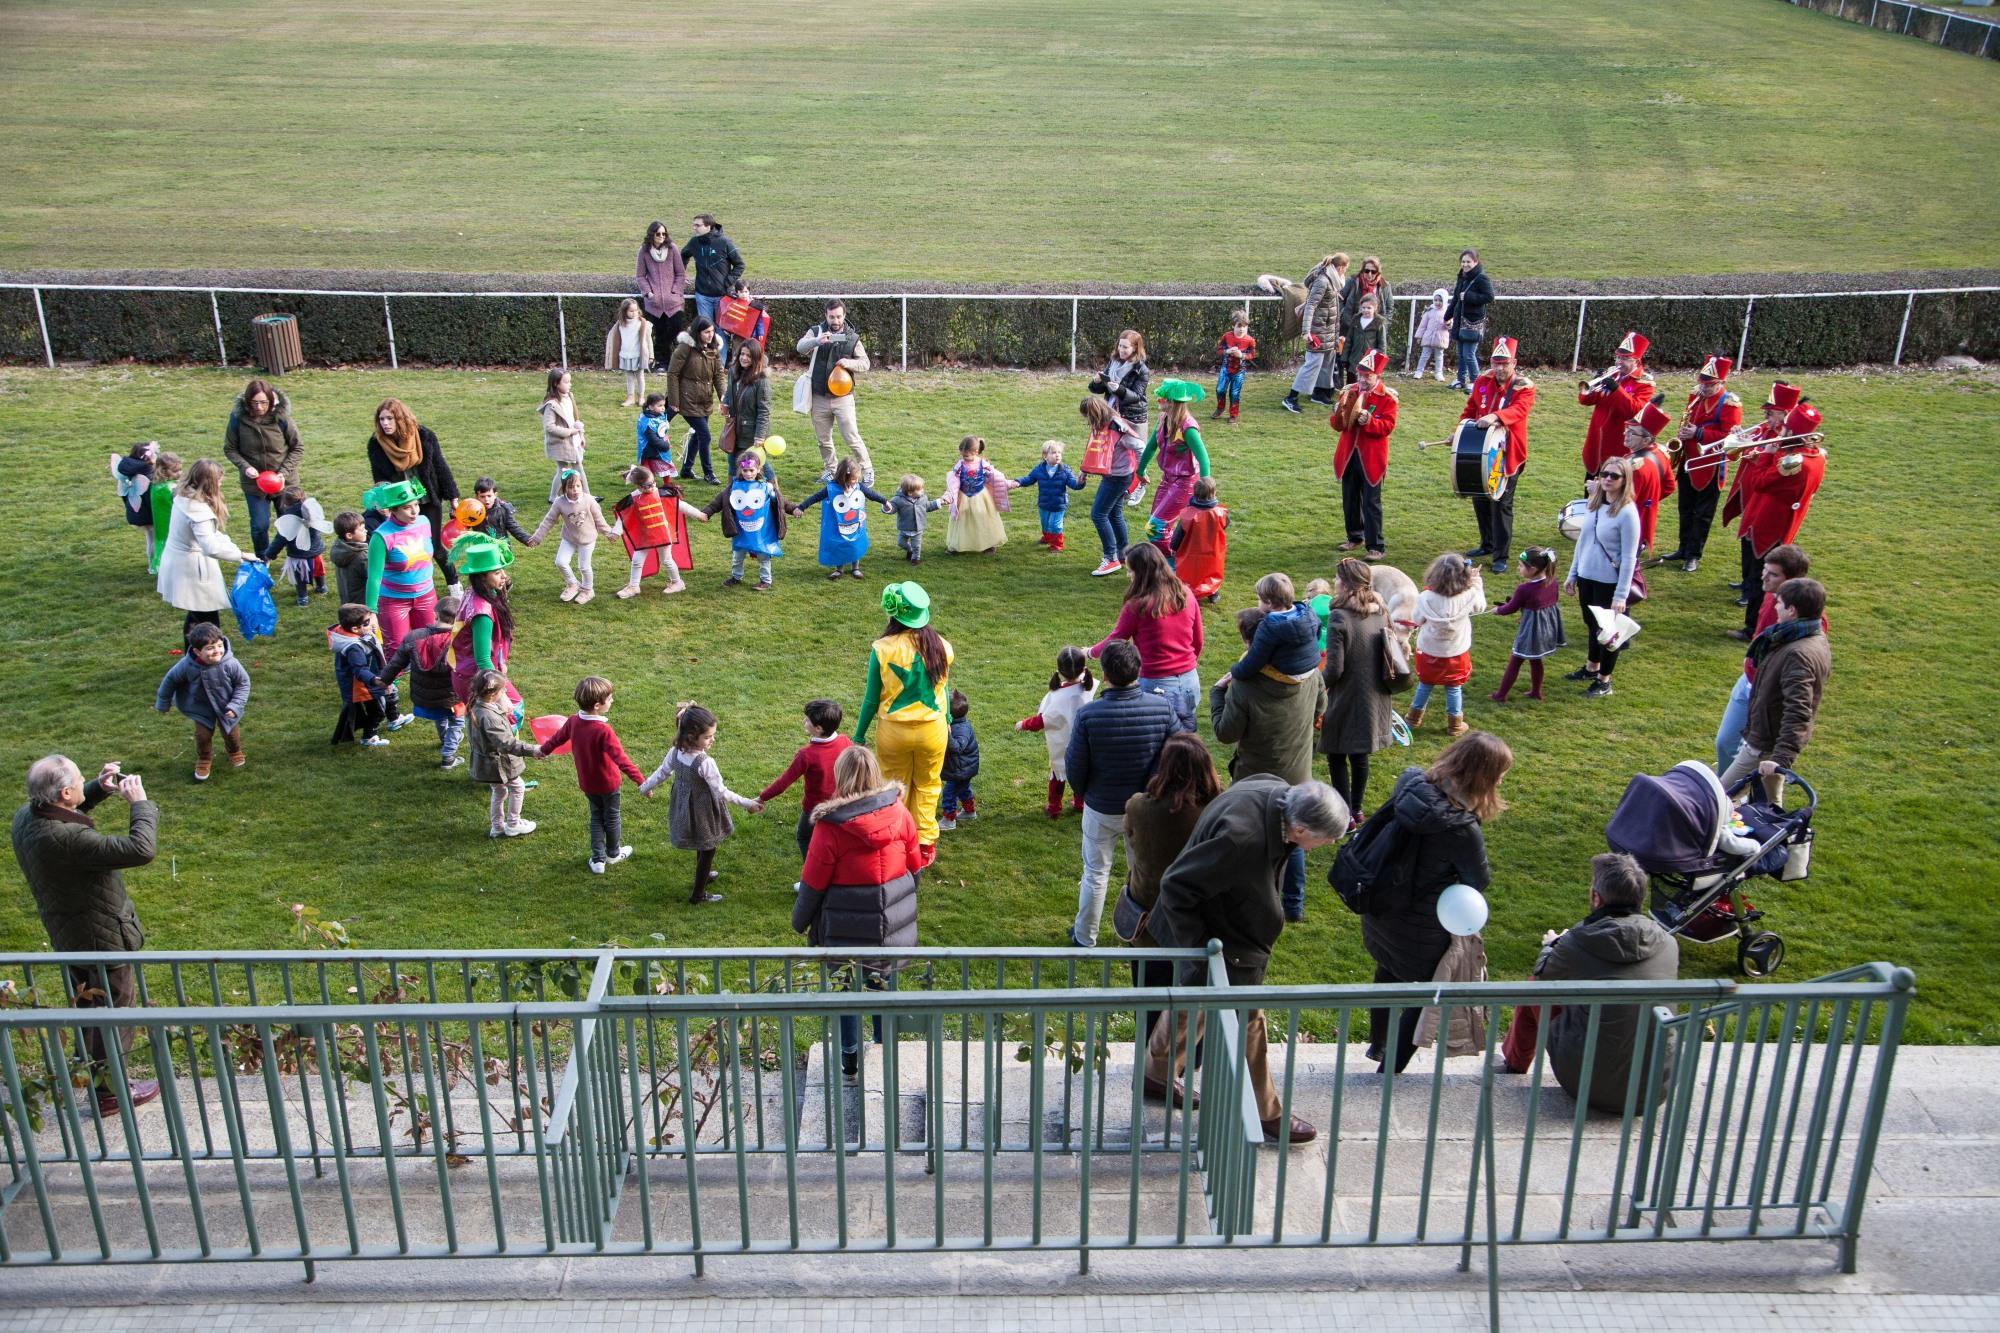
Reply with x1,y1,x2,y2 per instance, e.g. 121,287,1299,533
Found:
0,948,1912,1325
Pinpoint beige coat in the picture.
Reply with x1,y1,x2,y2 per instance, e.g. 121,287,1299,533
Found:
540,395,585,466
156,496,249,612
603,317,656,371
529,493,617,549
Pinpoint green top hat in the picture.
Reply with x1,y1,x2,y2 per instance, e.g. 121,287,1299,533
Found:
452,531,515,576
1155,379,1206,403
881,581,931,629
364,478,428,511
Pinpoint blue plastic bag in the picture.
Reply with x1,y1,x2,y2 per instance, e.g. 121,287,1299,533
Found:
229,561,277,640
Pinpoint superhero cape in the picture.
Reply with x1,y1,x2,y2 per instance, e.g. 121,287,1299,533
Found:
1172,504,1228,599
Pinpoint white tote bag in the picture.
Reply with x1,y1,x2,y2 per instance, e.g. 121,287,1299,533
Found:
792,340,820,416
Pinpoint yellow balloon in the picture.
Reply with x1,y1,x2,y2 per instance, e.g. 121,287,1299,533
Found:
763,435,787,458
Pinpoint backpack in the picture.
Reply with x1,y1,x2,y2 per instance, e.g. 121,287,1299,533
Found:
1381,625,1414,694
1330,802,1416,916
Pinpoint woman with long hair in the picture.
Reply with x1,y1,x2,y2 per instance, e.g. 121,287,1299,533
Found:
1089,542,1203,732
1080,396,1145,576
156,457,253,642
1563,454,1641,698
1319,557,1395,822
722,337,772,474
367,397,460,586
222,377,303,557
851,582,955,865
1134,380,1212,537
635,220,687,370
1120,732,1222,1066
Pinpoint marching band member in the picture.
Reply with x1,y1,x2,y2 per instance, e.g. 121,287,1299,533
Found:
1724,396,1825,636
1661,354,1741,574
1459,335,1534,575
1331,348,1399,560
1722,381,1799,598
1577,331,1654,483
1624,397,1676,556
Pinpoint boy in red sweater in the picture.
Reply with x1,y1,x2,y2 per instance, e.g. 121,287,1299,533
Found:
539,675,646,873
760,698,853,859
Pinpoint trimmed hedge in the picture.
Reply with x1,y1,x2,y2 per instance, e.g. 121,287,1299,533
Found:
1793,0,1999,58
2,284,1991,372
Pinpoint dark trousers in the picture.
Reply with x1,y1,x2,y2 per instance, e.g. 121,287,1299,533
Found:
332,698,384,744
1369,962,1429,1073
1741,540,1765,634
193,721,242,761
585,790,622,862
941,777,974,816
1325,751,1371,821
645,308,684,368
1472,464,1520,559
1575,575,1625,676
795,809,813,861
1340,454,1384,551
1675,473,1719,558
420,501,459,585
1090,475,1129,560
66,961,139,1072
1129,956,1178,1060
680,415,714,480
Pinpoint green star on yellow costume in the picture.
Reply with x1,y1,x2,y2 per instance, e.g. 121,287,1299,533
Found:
887,653,937,712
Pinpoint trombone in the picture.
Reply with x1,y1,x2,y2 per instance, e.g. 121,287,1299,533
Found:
1663,429,1826,466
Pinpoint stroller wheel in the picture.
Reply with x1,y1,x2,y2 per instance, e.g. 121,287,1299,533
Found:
1738,931,1785,978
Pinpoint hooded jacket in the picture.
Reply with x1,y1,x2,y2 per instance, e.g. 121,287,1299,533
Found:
666,330,727,418
680,227,746,298
155,636,251,729
1534,906,1680,1112
1230,601,1322,682
328,624,388,703
793,785,921,948
468,698,540,786
384,624,457,717
1360,767,1492,982
223,385,304,485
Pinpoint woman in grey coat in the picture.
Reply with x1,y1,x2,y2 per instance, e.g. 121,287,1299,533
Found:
1318,558,1396,823
1283,253,1348,412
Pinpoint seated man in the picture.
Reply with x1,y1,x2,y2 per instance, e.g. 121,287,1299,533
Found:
1500,852,1679,1113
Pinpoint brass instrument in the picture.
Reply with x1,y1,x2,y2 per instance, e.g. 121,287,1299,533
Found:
1579,365,1621,394
1664,428,1825,467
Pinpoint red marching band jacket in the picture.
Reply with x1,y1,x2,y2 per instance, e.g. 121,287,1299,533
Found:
1459,371,1535,475
1626,446,1676,551
1677,389,1742,491
1579,372,1654,475
1331,383,1399,485
1725,444,1825,554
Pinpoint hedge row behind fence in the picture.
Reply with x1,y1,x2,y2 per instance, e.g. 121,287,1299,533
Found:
1790,0,2000,56
3,287,1993,372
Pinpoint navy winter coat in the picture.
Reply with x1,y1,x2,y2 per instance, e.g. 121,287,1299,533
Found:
943,718,980,783
155,637,251,729
1065,684,1177,815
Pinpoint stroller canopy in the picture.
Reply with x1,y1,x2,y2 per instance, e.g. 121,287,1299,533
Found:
1605,761,1731,874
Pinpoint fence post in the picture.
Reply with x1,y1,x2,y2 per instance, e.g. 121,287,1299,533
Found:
1905,3,1915,34
1570,297,1589,372
209,290,227,366
900,295,909,373
1069,298,1079,374
1737,298,1755,372
555,295,567,372
1981,19,1993,58
1404,296,1417,370
1941,14,1952,47
1869,0,1878,26
383,295,399,371
1894,290,1915,366
32,287,53,369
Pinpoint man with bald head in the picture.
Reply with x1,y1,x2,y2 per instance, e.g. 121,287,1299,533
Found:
11,755,160,1113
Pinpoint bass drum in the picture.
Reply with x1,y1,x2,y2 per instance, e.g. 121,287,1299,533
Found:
1451,421,1510,500
1558,498,1589,541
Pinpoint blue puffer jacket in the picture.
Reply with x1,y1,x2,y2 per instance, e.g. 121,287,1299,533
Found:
1013,461,1086,513
328,625,388,704
1065,684,1178,815
154,637,251,728
943,718,980,782
1231,601,1322,681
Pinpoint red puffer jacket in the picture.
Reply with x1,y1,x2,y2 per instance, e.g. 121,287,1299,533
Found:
793,786,920,948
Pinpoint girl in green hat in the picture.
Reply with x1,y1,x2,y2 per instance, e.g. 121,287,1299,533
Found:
852,581,954,864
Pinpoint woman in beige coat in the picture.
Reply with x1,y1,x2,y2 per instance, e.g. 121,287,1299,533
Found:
539,368,586,501
156,458,253,643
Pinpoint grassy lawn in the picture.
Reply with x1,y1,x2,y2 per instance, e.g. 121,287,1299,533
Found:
0,363,1994,1042
1,0,1996,282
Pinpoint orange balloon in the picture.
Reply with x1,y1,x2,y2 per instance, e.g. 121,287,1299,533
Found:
827,365,855,398
454,497,487,528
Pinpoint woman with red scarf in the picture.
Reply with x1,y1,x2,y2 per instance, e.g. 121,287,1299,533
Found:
1339,256,1393,386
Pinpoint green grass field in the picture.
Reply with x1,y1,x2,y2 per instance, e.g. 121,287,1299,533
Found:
1,0,1996,281
0,364,1994,1042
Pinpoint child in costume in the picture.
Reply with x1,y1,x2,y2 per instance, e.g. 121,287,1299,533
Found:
1304,577,1335,661
467,477,534,544
635,392,677,479
384,594,466,769
613,464,707,597
759,698,853,860
1213,311,1256,422
1229,572,1322,685
1486,546,1566,703
111,442,180,571
1013,440,1085,553
467,668,540,837
642,703,762,905
605,297,654,406
789,455,889,579
1168,476,1228,603
330,511,369,605
447,533,521,715
1135,380,1212,542
362,479,438,654
944,435,1013,554
265,485,332,606
1407,552,1487,736
937,689,980,831
538,675,645,873
527,467,618,604
1016,645,1097,817
887,474,941,564
703,448,786,590
328,603,394,748
154,621,250,781
1412,290,1451,382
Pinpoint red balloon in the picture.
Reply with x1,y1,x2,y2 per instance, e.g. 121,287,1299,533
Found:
440,519,464,551
255,470,284,496
528,714,570,755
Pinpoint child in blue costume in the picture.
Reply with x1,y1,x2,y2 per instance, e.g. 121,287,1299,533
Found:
635,392,676,479
1013,440,1085,553
702,448,786,589
788,455,889,580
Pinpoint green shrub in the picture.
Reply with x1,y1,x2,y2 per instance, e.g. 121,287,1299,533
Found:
0,289,41,363
43,289,216,363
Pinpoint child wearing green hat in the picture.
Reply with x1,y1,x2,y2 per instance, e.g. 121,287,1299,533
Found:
363,479,439,656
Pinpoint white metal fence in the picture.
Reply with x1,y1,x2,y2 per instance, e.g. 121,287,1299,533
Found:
1789,0,2000,56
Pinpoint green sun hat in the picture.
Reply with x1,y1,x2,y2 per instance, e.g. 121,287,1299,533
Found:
1155,379,1206,403
881,581,931,629
452,531,515,576
364,478,428,511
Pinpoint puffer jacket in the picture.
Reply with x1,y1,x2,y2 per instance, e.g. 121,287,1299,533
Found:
223,384,304,484
468,699,539,785
1360,767,1491,982
384,625,456,716
793,785,921,948
1301,265,1346,342
1534,906,1680,1112
10,781,157,954
328,625,388,703
1064,684,1178,815
667,331,726,418
154,635,251,728
942,718,980,783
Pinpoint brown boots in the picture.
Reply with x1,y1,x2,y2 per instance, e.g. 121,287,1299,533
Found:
1403,706,1468,737
1403,706,1425,730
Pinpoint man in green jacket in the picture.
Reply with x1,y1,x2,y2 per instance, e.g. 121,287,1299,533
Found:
1212,607,1328,923
10,755,160,1114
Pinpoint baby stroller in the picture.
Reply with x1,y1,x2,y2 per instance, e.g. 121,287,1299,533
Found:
1604,761,1817,977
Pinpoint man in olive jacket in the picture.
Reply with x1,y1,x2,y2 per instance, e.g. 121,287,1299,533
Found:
1147,776,1347,1144
10,755,160,1113
1211,609,1328,922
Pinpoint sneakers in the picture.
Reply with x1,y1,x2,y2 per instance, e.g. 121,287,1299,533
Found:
1091,559,1123,577
499,820,537,837
607,845,634,866
294,593,310,608
386,713,413,732
1280,394,1302,414
828,569,843,581
662,580,685,595
559,583,581,603
750,581,770,592
1683,558,1700,574
723,575,743,587
194,758,212,781
360,736,390,748
588,860,606,875
616,583,641,599
1585,679,1615,699
850,568,865,579
439,755,464,770
1125,482,1147,508
937,816,957,832
1364,549,1385,561
1562,667,1597,682
573,588,595,605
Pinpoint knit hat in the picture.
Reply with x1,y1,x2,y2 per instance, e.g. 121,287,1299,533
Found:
1154,379,1206,403
364,479,427,510
881,581,931,629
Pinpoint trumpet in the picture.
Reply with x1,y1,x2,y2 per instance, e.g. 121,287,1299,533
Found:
1579,365,1621,394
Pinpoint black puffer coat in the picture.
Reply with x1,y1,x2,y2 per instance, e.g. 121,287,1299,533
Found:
1359,767,1490,981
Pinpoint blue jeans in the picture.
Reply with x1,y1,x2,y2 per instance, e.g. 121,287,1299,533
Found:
436,714,466,763
239,481,274,558
680,415,713,478
1215,368,1243,403
1283,844,1306,919
1715,673,1753,769
1411,682,1463,716
941,777,974,816
1138,669,1200,734
1090,475,1129,560
1038,507,1065,535
838,969,886,1057
1454,336,1481,386
694,293,726,357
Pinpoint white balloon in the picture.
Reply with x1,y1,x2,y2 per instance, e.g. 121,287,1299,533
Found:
1436,883,1488,937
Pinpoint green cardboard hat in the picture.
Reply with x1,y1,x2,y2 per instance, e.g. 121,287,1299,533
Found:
364,478,428,510
451,531,515,576
1155,379,1206,403
881,581,931,629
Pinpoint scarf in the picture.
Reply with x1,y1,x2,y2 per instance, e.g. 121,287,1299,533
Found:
373,423,423,474
649,245,669,263
1748,617,1818,669
1358,274,1379,298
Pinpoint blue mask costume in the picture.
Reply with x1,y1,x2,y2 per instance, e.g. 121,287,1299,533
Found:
818,484,872,567
728,477,783,557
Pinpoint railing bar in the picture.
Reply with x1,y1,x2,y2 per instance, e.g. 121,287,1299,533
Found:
1520,997,1565,1240
466,1020,509,1254
31,287,53,368
160,1024,219,1256
1060,956,1076,1151
1029,1007,1046,1245
748,960,767,1152
776,1012,798,1252
882,996,899,1250
255,1021,315,1266
960,958,971,1152
982,1010,997,1247
517,1015,557,1253
1893,291,1914,366
358,1023,407,1254
47,1031,112,1260
674,1012,706,1269
1770,997,1824,1209
210,289,226,365
1651,1011,1709,1237
1417,1001,1450,1240
414,1020,460,1253
726,1016,751,1250
277,966,323,1181
1792,997,1854,1227
1570,297,1588,373
1271,1006,1301,1243
1726,1005,1776,1206
0,1033,62,1258
1555,1005,1595,1238
1738,297,1755,373
1837,981,1912,1274
1744,999,1803,1235
1369,1005,1400,1242
1077,1007,1094,1272
1691,1002,1741,1211
169,967,216,1158
1319,1007,1351,1244
930,1013,946,1247
207,1021,264,1256
1617,1014,1671,1237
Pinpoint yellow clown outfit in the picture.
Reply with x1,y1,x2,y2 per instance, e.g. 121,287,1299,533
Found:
853,582,954,858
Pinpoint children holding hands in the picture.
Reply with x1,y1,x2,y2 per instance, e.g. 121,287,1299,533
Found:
529,467,619,604
468,669,541,837
887,475,942,564
642,703,762,905
1014,440,1085,552
944,435,1013,554
1017,647,1096,817
789,455,889,579
539,675,646,873
613,464,706,597
759,699,853,858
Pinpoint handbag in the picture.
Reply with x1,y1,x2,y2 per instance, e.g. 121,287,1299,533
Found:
1455,317,1487,344
1111,885,1149,944
792,339,819,416
718,413,737,457
1382,624,1415,694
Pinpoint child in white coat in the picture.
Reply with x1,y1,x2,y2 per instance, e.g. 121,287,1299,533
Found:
1411,289,1451,382
1016,646,1098,818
